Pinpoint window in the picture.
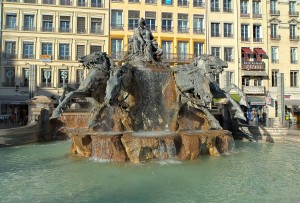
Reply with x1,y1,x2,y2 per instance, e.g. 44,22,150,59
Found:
290,24,297,40
91,0,102,7
214,73,220,85
41,69,52,87
178,0,188,6
42,43,53,56
211,23,220,37
211,47,220,58
111,10,123,30
162,0,173,5
90,45,101,53
4,68,15,87
76,69,84,83
60,16,71,32
223,0,232,12
254,78,262,86
162,41,172,59
193,0,204,7
145,12,156,31
6,13,17,29
43,0,55,4
224,23,232,37
4,41,16,59
22,69,29,87
225,71,234,86
241,24,249,41
252,1,261,17
59,43,70,60
111,39,123,59
242,77,250,86
24,14,35,31
253,25,262,42
60,0,72,5
178,41,188,61
77,45,85,58
291,47,298,64
240,0,249,16
289,1,296,13
178,14,188,33
290,71,298,87
42,15,53,32
272,70,278,87
78,0,86,6
128,11,140,30
193,15,204,34
270,0,277,12
211,0,220,12
59,70,69,85
91,18,102,34
194,42,204,56
224,47,233,62
23,42,34,59
271,47,278,63
162,13,173,32
271,24,279,39
77,17,86,33
145,0,157,4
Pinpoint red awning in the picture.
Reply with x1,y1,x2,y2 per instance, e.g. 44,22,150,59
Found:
241,47,253,54
254,48,266,55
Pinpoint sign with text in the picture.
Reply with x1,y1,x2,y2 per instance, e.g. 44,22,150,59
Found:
243,86,265,94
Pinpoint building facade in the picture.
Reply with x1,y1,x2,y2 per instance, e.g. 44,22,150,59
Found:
0,0,109,122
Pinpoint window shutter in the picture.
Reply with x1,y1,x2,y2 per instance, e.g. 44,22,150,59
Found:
145,11,156,19
128,11,140,19
90,45,102,53
77,45,85,57
178,14,188,20
77,17,86,29
162,13,172,19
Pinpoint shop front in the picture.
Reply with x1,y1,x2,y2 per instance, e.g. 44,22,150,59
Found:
0,96,29,124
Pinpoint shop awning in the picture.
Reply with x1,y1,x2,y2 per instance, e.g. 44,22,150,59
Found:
285,100,300,108
242,70,268,77
247,96,265,105
0,96,29,104
253,48,267,55
241,47,253,54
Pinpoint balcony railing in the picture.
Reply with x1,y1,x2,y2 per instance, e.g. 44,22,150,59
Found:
90,29,103,34
41,27,55,32
24,0,36,3
178,0,188,6
4,0,19,2
225,58,234,62
128,0,140,2
128,24,138,30
243,86,265,95
193,28,204,34
57,83,69,88
241,37,250,42
211,33,220,37
111,0,123,2
42,0,55,4
91,2,103,7
2,82,15,87
193,1,204,7
253,13,262,18
223,7,233,12
211,7,220,12
59,28,72,33
289,11,299,17
270,10,280,16
3,25,18,30
111,52,123,60
22,54,35,59
270,34,281,40
58,55,70,60
271,59,279,63
149,26,157,32
77,28,86,34
145,0,156,4
39,83,53,88
224,33,233,38
242,61,265,70
291,60,298,64
77,1,87,6
290,35,299,41
111,24,124,30
22,26,36,31
240,12,250,17
3,53,17,59
161,53,195,63
178,27,189,33
20,82,29,87
60,0,72,5
161,26,173,32
253,38,262,43
162,0,173,5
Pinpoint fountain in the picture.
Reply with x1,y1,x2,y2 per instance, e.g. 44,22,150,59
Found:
50,18,247,163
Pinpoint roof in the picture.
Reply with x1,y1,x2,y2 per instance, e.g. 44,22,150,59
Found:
241,47,253,54
242,70,268,77
0,96,29,104
254,48,267,55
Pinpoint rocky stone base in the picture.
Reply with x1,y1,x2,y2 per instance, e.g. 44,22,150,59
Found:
69,130,234,163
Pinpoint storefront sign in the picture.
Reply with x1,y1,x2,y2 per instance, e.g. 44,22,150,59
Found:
243,86,265,94
40,55,52,62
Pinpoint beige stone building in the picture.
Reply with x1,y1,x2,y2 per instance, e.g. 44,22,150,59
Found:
0,0,109,121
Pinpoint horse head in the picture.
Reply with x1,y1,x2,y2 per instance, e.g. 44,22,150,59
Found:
194,54,228,76
78,51,112,71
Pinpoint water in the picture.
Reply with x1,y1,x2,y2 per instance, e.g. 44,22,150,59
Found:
1,141,300,203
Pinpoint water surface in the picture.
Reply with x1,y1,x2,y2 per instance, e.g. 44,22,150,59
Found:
0,141,299,203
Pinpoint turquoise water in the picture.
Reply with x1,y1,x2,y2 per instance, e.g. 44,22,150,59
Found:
0,141,300,203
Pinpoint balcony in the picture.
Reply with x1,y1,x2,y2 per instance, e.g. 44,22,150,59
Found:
270,34,281,40
253,13,262,18
24,0,36,3
39,83,53,88
193,1,204,7
145,0,156,3
161,26,173,32
22,26,36,31
149,26,157,32
59,28,72,33
162,0,173,5
58,55,70,60
4,0,19,2
178,0,188,6
193,28,204,34
111,0,123,2
271,59,279,64
253,38,262,43
22,54,35,59
128,0,139,2
240,12,250,18
42,0,55,4
242,61,265,70
128,24,138,30
3,25,18,30
241,37,250,42
178,27,189,33
270,10,280,16
211,33,220,37
289,11,299,17
77,1,87,6
91,2,103,7
225,58,234,62
111,24,124,30
290,35,299,41
57,83,69,88
111,52,123,60
41,27,55,32
291,60,298,64
223,7,233,12
3,53,17,59
211,7,220,12
161,53,195,63
243,86,265,95
90,29,103,34
2,82,15,87
77,28,86,34
60,0,72,5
